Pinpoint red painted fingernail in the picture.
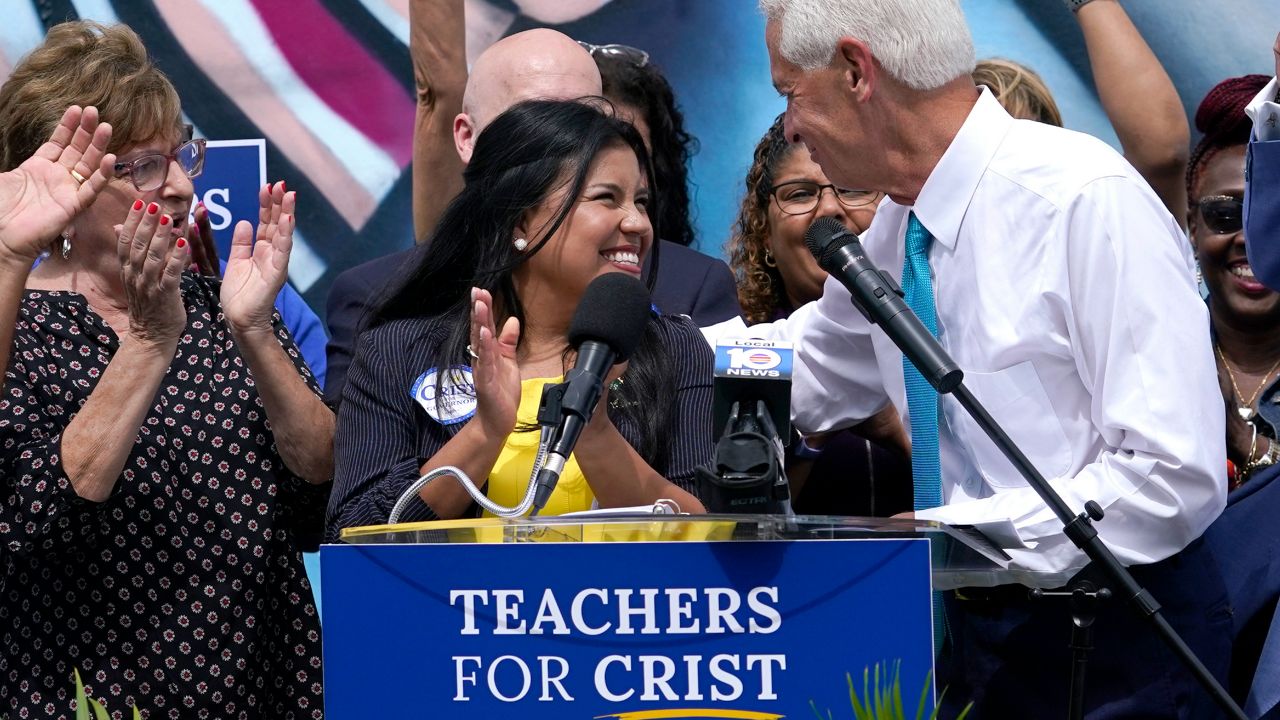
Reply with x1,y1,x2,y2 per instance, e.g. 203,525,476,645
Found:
281,181,287,192
159,215,170,226
176,237,186,248
133,199,144,211
147,203,159,215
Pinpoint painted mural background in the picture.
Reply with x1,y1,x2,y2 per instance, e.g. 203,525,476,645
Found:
2,0,1277,316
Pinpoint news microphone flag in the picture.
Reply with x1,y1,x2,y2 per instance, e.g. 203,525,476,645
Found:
712,338,793,442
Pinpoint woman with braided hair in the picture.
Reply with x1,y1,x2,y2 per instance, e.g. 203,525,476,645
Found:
1192,72,1280,714
1186,74,1280,490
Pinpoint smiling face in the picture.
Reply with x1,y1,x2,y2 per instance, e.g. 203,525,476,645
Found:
515,142,653,310
1191,144,1280,328
766,146,881,308
766,20,871,192
70,128,194,258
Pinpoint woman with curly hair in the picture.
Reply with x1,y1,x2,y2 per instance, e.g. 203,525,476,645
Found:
723,114,909,516
727,114,881,325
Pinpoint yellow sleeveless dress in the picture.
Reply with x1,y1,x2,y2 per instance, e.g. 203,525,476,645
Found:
482,376,594,517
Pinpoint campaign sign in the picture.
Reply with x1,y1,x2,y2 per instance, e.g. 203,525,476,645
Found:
321,538,934,718
190,139,267,259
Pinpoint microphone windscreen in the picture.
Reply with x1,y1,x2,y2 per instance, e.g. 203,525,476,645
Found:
568,272,652,360
802,216,853,266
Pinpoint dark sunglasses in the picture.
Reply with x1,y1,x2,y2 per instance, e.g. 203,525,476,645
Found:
577,41,649,67
1197,195,1243,235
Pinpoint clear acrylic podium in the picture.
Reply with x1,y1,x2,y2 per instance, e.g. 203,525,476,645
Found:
336,513,1012,590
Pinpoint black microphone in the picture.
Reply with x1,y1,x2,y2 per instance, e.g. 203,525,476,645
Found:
531,273,652,514
803,216,962,392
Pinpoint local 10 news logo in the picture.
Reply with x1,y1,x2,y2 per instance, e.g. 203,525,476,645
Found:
715,339,794,379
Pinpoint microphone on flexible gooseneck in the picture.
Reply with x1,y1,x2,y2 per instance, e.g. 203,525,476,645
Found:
530,273,652,515
803,216,962,392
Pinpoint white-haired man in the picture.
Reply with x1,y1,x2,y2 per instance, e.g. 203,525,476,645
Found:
761,0,1230,716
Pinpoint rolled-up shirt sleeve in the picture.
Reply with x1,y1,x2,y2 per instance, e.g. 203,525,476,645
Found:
916,176,1226,575
790,276,891,435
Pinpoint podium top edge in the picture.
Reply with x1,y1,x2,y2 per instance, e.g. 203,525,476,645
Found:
337,513,946,541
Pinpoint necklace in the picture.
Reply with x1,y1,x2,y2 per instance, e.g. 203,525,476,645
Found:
1216,344,1280,420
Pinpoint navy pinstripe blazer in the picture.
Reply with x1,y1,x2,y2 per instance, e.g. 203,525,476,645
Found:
325,312,714,540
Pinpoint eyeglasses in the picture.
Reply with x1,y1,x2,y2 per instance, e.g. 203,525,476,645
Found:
769,181,879,216
1197,195,1243,235
577,41,650,67
114,137,206,193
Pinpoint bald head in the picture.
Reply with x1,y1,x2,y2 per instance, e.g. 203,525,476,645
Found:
454,29,602,163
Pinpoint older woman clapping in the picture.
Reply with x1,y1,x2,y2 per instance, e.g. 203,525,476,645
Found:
0,21,331,720
0,104,115,372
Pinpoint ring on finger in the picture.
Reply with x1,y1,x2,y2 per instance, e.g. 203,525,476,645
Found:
69,168,86,185
466,344,480,360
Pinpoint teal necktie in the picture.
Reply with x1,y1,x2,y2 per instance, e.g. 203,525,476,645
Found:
901,212,942,511
901,212,948,654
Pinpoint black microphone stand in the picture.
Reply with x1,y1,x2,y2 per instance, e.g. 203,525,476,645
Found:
841,275,1246,719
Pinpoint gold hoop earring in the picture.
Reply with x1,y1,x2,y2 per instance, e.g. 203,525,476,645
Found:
763,249,776,268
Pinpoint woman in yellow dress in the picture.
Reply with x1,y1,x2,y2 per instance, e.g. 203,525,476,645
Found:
327,99,710,536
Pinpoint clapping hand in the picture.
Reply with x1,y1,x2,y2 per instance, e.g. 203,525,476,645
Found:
221,182,293,336
116,200,189,347
0,106,115,263
470,287,522,438
186,202,221,276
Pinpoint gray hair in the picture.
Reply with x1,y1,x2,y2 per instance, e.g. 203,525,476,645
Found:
760,0,976,91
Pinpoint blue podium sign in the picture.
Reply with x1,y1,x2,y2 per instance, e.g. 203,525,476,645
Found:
191,139,267,259
321,538,934,718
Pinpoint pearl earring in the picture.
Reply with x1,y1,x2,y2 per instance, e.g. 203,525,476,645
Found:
513,237,528,252
60,230,72,260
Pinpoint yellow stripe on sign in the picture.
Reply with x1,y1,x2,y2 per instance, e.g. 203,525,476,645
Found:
594,710,785,720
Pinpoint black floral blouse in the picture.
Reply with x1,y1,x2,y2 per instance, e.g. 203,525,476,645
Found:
0,274,328,720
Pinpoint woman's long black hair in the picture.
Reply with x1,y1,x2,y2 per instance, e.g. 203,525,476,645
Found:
597,54,699,249
371,99,674,467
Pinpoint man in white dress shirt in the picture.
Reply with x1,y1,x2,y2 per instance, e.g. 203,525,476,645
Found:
760,0,1231,716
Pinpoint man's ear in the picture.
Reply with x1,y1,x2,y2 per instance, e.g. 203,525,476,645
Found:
836,37,876,102
454,113,477,164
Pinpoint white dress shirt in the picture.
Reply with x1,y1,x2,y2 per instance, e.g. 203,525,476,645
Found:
791,89,1226,583
700,299,816,345
1246,77,1280,142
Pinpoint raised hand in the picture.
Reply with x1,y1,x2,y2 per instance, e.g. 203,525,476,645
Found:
0,105,115,263
469,287,522,438
186,202,220,276
221,182,293,335
116,200,189,346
